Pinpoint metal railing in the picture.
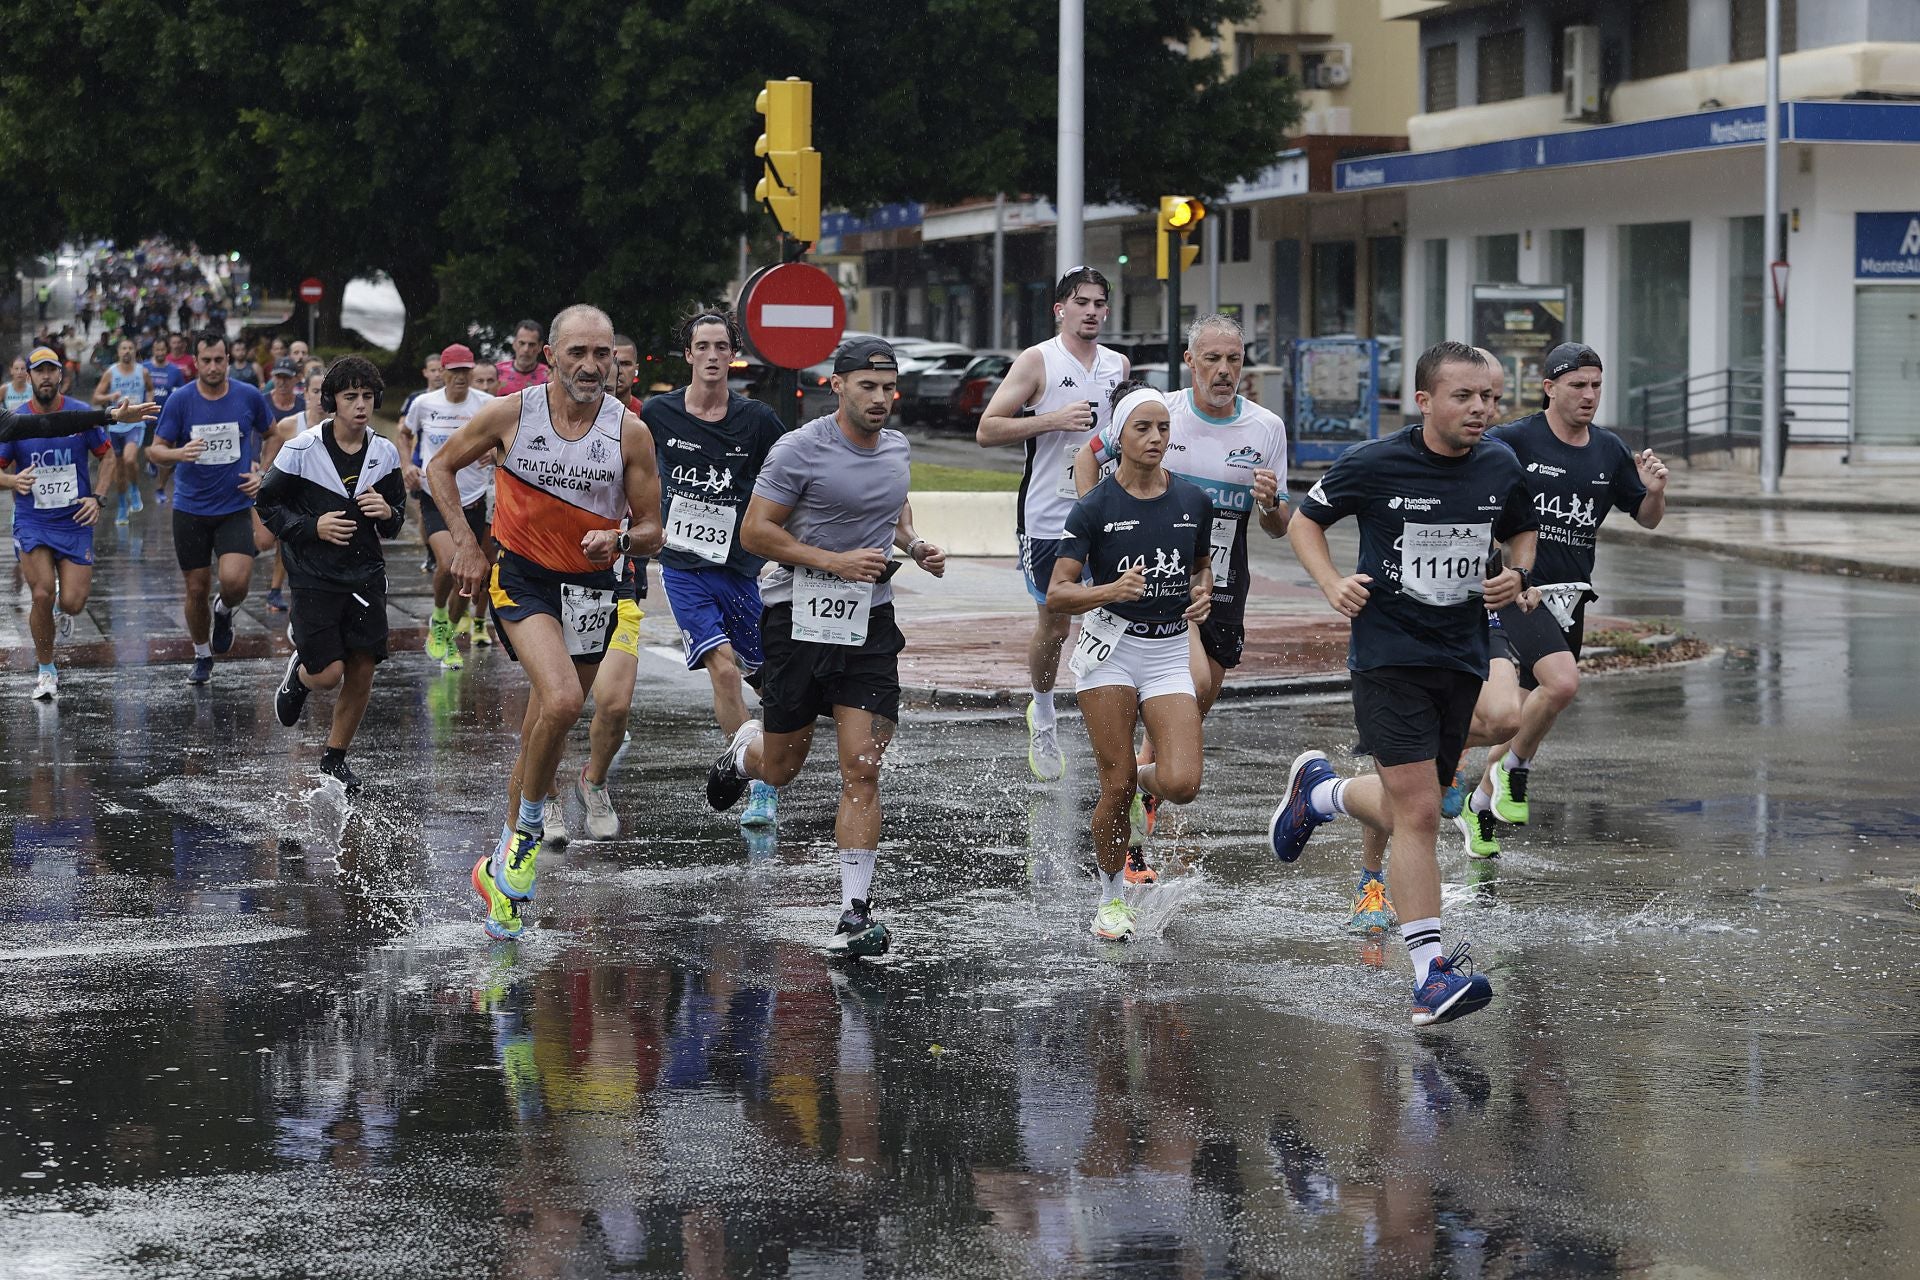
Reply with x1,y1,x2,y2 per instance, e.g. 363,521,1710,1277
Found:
1626,366,1851,460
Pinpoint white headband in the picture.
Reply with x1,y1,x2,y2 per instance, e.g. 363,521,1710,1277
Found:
1112,387,1164,431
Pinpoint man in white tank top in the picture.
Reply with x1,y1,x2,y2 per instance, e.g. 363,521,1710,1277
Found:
976,267,1130,781
425,303,664,943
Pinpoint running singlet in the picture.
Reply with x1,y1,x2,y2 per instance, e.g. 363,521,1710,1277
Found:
491,386,626,577
3,384,30,411
1016,336,1127,541
0,397,109,525
1059,473,1212,637
1091,390,1286,625
404,387,494,506
107,364,148,407
1487,411,1647,587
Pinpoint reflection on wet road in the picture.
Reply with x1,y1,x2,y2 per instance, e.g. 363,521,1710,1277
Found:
3,543,1916,1278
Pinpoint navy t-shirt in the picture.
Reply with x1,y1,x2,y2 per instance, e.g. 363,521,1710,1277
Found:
1298,425,1536,676
1060,473,1213,635
643,389,784,576
1487,412,1646,586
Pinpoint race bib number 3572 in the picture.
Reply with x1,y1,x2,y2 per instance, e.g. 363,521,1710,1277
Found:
1399,522,1491,607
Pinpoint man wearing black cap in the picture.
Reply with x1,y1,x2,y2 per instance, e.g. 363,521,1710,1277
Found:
706,336,947,958
1457,342,1669,857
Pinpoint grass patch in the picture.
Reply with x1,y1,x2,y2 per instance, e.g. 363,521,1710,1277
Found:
910,462,1021,492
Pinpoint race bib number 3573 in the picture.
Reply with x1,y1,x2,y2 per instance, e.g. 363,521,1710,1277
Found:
191,421,242,466
1399,522,1491,607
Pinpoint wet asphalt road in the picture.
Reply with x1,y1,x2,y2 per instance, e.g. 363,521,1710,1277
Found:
2,533,1917,1279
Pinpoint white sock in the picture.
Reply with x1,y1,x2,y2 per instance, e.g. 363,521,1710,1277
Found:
1470,785,1493,812
839,848,877,910
1502,750,1529,771
732,720,762,772
1029,691,1056,730
1097,869,1125,903
193,641,211,659
213,597,231,617
1309,777,1348,819
1402,916,1443,984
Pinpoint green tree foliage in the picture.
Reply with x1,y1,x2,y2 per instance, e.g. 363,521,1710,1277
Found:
0,0,1296,362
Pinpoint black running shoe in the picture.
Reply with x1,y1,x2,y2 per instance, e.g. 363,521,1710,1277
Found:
320,753,363,795
706,742,749,811
825,898,891,958
210,605,235,655
274,649,309,727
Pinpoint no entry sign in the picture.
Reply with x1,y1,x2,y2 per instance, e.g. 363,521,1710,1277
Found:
298,277,324,305
738,262,845,369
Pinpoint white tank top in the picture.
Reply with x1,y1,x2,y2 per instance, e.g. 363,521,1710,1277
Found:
1017,337,1127,540
492,387,627,575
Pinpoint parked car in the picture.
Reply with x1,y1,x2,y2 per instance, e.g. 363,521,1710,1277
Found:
950,352,1018,430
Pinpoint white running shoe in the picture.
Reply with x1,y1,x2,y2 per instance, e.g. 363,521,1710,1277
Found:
1026,700,1065,781
543,798,571,846
1090,896,1137,941
576,773,619,841
30,670,58,702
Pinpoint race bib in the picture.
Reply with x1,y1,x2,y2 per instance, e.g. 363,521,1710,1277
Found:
191,420,241,466
1399,522,1491,607
1068,607,1128,680
1056,450,1081,500
791,565,872,646
560,584,616,658
1208,516,1236,588
665,493,735,565
1537,581,1593,630
31,464,79,510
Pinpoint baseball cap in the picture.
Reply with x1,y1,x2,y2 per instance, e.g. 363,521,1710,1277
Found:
271,358,300,377
832,337,897,374
1543,342,1602,381
439,342,476,370
28,347,61,370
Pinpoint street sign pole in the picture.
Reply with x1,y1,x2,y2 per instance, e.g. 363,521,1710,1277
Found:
1760,0,1783,493
298,277,324,357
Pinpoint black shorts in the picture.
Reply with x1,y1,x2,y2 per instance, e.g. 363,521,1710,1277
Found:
1351,666,1482,787
758,601,904,735
1488,614,1519,666
1496,598,1586,690
421,493,490,544
291,586,389,670
487,549,617,665
172,508,257,572
1198,616,1244,670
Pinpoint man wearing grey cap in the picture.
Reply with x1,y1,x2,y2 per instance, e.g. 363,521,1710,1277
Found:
706,336,947,958
1457,342,1670,859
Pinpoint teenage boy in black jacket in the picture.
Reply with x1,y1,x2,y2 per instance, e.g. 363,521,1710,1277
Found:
257,356,407,792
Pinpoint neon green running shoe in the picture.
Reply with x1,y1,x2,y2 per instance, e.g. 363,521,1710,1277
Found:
489,827,541,900
1091,896,1138,941
1489,757,1530,825
471,857,524,940
426,614,451,661
1455,808,1501,860
1127,791,1146,849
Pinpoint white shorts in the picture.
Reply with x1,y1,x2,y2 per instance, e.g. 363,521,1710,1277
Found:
1076,629,1195,702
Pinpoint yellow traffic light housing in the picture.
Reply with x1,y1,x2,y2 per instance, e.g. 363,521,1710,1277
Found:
1156,196,1206,279
755,78,821,242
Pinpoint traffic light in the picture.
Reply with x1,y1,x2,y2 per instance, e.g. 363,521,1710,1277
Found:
1156,196,1206,280
755,78,821,243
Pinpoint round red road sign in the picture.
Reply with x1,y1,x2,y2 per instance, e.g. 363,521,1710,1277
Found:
738,262,845,369
298,277,324,305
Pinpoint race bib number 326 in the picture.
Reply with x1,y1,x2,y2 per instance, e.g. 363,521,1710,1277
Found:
1399,522,1491,607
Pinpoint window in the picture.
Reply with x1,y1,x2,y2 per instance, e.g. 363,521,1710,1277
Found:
1477,29,1526,104
1631,0,1688,79
1422,239,1448,350
1370,237,1404,338
1550,228,1585,337
1730,0,1796,63
1618,221,1691,405
1425,43,1458,113
1229,208,1253,264
1476,233,1519,284
1312,241,1357,336
1235,32,1293,77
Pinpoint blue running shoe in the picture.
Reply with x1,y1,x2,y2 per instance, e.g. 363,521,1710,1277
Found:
1269,750,1337,864
1410,943,1493,1027
186,655,214,685
1441,756,1470,820
210,604,235,655
740,780,778,828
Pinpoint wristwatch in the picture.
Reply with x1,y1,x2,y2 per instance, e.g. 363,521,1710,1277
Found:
616,531,631,556
1514,566,1533,590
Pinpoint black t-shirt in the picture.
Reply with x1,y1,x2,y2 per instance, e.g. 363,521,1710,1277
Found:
1487,412,1646,586
1060,473,1213,635
1298,425,1537,676
322,420,364,493
643,389,784,575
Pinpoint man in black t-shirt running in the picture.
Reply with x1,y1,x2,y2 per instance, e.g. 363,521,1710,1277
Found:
1270,343,1538,1028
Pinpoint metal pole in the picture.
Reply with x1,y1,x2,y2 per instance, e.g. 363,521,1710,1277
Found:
1166,228,1183,388
308,297,316,355
1207,214,1222,314
991,193,1006,349
1056,0,1084,277
1759,0,1782,494
738,187,749,288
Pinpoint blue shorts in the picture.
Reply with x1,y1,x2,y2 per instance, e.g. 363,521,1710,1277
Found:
1020,534,1063,604
15,519,94,566
661,564,765,672
109,423,143,446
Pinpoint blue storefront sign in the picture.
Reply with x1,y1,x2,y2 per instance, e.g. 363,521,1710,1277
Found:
1856,213,1920,280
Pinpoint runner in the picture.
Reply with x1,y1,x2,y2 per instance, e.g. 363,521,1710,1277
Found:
401,343,494,670
0,349,118,700
262,359,318,614
495,319,550,396
91,336,152,525
143,335,186,505
146,330,277,684
430,304,663,942
7,357,35,410
1269,342,1538,1027
705,337,947,957
259,356,407,792
1048,383,1212,941
976,267,1129,782
1460,343,1669,858
469,359,500,397
288,339,312,375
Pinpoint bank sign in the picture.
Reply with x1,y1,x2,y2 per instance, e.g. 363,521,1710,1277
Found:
1856,213,1920,279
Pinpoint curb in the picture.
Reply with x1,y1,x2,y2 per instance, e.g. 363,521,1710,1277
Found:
1668,492,1920,517
1601,526,1920,584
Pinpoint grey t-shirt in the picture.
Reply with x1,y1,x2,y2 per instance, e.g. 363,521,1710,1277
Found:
753,415,911,608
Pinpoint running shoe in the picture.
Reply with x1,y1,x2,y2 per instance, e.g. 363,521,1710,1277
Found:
1127,791,1147,849
1455,808,1500,860
825,898,891,958
1123,848,1158,886
740,780,778,829
425,615,451,662
542,798,570,846
1269,750,1337,864
1142,792,1159,838
473,619,493,647
1489,757,1530,825
186,655,214,685
274,649,309,727
265,587,287,613
706,721,760,811
490,827,540,901
210,604,235,655
30,670,57,702
1090,896,1138,941
127,486,143,515
1409,943,1493,1027
115,492,130,526
576,773,618,841
1026,700,1064,781
420,553,434,575
320,754,363,795
1440,754,1471,820
440,639,464,671
1346,875,1396,935
472,856,524,941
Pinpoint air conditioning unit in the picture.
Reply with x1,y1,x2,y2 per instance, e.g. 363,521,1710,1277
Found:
1563,24,1601,120
1315,61,1351,89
